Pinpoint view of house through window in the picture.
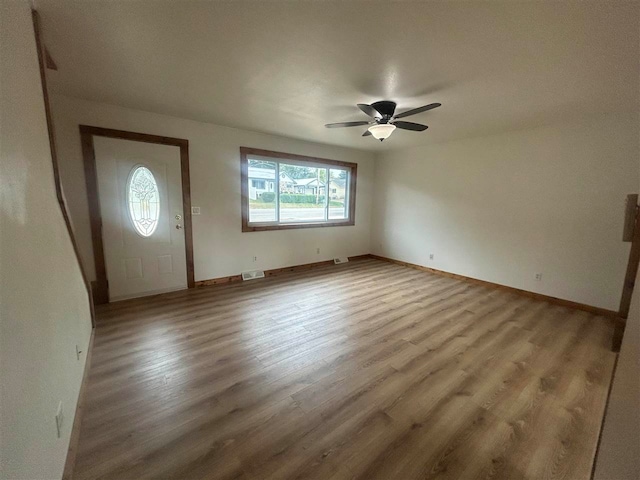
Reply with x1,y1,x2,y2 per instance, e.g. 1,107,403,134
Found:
242,148,356,230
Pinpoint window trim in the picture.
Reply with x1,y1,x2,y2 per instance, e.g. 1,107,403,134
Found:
240,147,357,232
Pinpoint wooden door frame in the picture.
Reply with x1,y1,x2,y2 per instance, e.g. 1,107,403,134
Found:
80,125,195,304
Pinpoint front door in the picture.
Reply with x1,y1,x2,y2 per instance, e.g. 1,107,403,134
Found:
94,137,187,301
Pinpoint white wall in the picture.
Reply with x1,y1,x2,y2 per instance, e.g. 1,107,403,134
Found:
593,156,640,479
0,2,93,479
594,271,640,479
50,95,375,283
372,113,639,311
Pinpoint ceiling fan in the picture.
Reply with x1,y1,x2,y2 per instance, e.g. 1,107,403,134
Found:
325,101,441,141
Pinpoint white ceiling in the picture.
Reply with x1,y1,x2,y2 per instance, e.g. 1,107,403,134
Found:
38,1,639,151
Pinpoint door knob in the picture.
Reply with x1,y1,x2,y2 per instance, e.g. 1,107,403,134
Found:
176,224,183,230
175,214,182,220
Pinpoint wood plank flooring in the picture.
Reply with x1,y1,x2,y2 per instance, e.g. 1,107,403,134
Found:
72,258,616,480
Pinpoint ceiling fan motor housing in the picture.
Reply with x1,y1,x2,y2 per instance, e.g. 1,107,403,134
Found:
370,100,397,118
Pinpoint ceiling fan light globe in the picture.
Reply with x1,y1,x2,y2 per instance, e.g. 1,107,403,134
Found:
368,124,396,140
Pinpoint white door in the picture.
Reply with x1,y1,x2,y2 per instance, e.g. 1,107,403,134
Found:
94,137,187,301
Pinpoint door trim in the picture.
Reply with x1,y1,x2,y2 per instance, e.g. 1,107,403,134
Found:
80,125,195,304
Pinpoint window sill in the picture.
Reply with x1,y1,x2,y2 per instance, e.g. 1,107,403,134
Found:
243,220,355,232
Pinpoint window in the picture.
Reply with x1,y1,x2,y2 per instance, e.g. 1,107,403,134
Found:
127,165,160,237
241,147,357,232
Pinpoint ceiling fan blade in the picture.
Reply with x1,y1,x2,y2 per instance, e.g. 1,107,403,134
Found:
357,104,380,118
324,121,371,128
362,130,372,137
393,121,429,132
393,103,441,119
371,100,397,117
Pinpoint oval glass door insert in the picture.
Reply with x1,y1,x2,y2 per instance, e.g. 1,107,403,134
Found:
127,165,160,237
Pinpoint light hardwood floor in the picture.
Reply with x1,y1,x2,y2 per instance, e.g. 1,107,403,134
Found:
72,258,616,480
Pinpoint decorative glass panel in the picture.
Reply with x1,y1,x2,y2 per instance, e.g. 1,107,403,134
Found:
127,165,160,237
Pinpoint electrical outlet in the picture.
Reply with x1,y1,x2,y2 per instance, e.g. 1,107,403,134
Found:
252,256,257,262
316,248,320,255
55,402,64,438
75,344,82,361
429,253,434,260
535,273,542,281
191,206,201,215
